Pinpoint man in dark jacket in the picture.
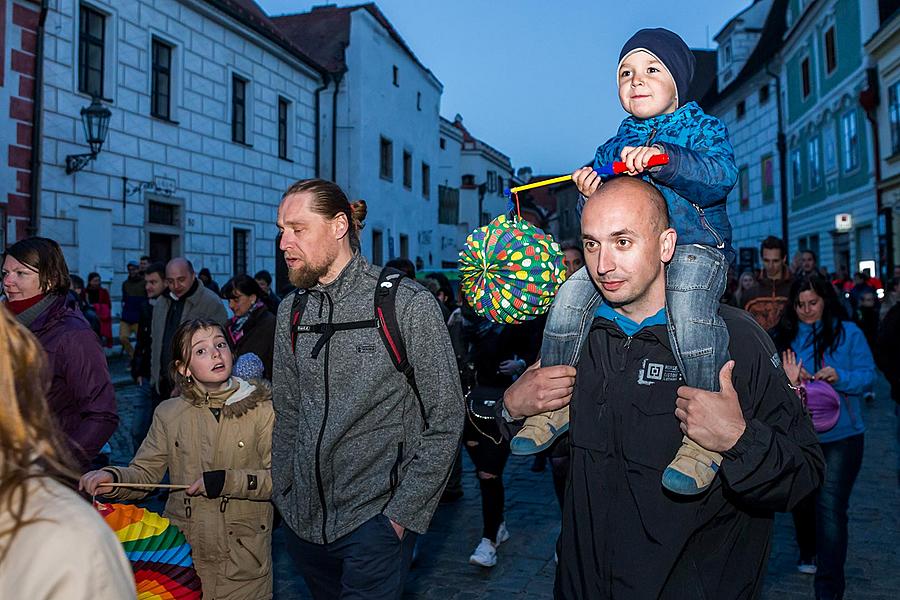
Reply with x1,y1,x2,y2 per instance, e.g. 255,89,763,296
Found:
119,260,146,357
272,179,463,598
150,257,227,400
501,178,824,599
742,236,793,332
130,261,166,451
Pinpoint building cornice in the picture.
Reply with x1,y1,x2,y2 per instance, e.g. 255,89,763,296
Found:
863,10,900,56
783,0,825,46
186,0,325,81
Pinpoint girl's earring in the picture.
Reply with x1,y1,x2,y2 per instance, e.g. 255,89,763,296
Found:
186,375,193,385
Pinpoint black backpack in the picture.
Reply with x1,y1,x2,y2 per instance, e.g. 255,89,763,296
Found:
288,267,427,426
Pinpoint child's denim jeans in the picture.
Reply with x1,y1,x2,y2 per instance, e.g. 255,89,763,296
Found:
541,244,730,392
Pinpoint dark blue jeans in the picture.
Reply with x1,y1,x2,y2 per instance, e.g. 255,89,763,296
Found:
793,433,864,600
285,514,418,600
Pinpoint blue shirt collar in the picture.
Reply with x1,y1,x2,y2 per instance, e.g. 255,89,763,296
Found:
595,303,667,336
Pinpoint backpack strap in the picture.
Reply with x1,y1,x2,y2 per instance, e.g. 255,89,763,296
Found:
288,268,429,428
375,267,429,428
290,288,377,358
289,289,310,354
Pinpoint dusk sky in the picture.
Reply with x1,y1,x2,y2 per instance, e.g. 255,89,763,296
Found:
258,0,753,175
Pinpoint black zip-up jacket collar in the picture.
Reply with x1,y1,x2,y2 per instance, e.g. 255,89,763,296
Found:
555,305,824,599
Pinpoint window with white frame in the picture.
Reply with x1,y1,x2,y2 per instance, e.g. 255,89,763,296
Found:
801,56,812,99
841,110,859,172
151,38,173,120
78,5,106,97
402,151,412,189
278,96,291,160
824,26,837,74
232,227,251,276
808,136,822,189
791,148,802,196
380,137,393,180
889,80,900,155
232,75,248,144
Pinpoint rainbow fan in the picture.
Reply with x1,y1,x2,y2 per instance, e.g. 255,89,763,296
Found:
459,214,566,324
95,502,203,599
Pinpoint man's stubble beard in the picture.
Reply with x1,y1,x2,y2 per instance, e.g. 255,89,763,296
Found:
287,245,338,290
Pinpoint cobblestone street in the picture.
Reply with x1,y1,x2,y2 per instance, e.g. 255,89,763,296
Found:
106,359,899,599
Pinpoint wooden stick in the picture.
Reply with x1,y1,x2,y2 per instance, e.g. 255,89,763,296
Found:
102,482,190,490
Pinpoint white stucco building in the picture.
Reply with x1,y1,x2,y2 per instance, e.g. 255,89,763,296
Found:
273,4,442,270
37,0,325,299
433,114,515,268
704,0,787,271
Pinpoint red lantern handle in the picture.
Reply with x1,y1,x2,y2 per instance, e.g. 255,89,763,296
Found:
611,153,669,174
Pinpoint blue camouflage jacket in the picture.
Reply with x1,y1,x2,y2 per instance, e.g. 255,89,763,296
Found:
587,101,738,259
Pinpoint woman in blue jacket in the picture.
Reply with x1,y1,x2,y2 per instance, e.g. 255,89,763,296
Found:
775,274,873,600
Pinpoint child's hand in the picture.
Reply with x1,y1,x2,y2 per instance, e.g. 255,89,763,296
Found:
186,477,207,497
79,470,114,496
620,145,663,175
572,167,601,197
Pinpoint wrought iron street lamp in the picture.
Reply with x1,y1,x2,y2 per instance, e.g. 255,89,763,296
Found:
65,97,111,174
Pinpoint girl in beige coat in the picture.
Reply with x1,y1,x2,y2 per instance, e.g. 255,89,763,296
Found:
81,319,274,600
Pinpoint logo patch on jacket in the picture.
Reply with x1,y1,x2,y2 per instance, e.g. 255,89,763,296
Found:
637,359,682,385
356,344,376,354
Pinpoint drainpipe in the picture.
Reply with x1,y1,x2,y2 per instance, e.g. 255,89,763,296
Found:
313,74,330,178
766,63,789,244
27,0,49,237
859,67,889,280
331,69,346,182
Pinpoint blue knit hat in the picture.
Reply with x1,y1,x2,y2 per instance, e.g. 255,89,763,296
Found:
233,352,265,380
618,28,695,108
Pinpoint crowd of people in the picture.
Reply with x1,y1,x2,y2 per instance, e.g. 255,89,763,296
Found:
0,25,897,600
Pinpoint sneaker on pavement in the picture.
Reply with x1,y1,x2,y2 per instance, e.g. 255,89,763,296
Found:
469,538,497,567
496,522,509,545
796,558,817,574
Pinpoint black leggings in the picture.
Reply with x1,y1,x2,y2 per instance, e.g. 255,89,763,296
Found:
463,417,510,542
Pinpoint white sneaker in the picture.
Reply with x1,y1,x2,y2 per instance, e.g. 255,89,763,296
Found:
796,558,817,574
496,522,510,545
469,538,497,567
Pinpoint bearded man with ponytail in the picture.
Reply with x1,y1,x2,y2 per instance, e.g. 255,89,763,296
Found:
272,179,464,598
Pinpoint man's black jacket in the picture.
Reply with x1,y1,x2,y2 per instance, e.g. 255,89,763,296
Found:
130,298,153,381
502,305,824,599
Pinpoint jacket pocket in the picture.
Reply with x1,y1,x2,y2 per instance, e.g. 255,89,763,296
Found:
569,391,608,452
331,425,403,520
225,521,272,581
624,393,682,470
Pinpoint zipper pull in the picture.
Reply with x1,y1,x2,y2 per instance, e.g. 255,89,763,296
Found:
619,336,633,372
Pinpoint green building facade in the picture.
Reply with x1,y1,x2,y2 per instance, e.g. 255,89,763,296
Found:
781,0,880,277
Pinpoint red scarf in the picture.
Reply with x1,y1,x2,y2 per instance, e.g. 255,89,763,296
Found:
5,293,46,315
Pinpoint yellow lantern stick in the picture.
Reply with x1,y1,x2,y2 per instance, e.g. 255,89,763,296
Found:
504,175,572,197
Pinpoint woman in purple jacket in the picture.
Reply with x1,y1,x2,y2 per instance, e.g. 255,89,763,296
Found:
1,237,118,470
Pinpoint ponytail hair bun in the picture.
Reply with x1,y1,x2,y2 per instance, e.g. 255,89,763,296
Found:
350,199,367,232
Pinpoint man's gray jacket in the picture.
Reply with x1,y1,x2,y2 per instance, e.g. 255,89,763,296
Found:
150,280,227,389
272,253,464,544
